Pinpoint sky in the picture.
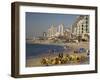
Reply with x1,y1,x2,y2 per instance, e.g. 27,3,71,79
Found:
26,12,80,38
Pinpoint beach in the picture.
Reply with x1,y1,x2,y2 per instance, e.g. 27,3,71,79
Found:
26,42,89,67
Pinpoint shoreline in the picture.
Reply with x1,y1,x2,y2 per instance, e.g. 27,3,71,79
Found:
26,42,89,67
27,41,66,47
27,41,89,47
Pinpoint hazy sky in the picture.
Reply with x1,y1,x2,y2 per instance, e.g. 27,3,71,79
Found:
26,12,80,38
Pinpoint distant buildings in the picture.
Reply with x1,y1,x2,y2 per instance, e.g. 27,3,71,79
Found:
47,25,57,37
43,32,47,37
38,15,89,42
63,28,72,39
58,24,64,36
47,24,64,38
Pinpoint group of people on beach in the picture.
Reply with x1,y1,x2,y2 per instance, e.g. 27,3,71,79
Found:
41,52,89,66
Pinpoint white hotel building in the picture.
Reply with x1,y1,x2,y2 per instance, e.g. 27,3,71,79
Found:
72,15,89,40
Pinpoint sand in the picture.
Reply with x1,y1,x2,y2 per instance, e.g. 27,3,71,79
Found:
26,42,89,67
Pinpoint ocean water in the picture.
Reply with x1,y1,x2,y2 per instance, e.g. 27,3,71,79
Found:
26,43,70,58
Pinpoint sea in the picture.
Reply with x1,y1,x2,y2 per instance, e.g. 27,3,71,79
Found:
26,43,71,58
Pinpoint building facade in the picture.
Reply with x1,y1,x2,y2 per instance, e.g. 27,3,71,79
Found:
72,15,89,40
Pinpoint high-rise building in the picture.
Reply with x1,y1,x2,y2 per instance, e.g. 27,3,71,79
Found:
72,15,89,40
47,25,57,37
47,24,65,38
58,24,64,36
43,32,47,37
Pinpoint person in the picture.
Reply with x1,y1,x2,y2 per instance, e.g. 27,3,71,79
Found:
48,49,51,54
53,49,56,54
58,52,63,59
76,40,79,45
86,49,89,56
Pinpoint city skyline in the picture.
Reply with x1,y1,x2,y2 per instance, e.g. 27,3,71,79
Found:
26,12,81,38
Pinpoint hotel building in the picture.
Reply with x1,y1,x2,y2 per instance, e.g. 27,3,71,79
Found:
72,15,89,40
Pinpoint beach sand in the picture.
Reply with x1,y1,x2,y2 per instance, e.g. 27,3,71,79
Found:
26,42,89,67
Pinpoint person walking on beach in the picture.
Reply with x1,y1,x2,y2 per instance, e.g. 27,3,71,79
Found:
48,49,51,54
76,40,79,45
53,49,56,54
